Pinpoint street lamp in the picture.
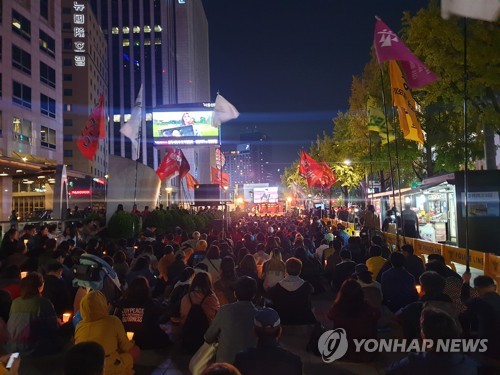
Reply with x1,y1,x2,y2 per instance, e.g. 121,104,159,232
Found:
343,159,351,165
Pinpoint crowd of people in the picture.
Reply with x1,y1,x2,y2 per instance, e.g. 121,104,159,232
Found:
0,208,498,374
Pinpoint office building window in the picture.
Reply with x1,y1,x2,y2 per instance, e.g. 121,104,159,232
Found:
0,75,2,98
12,45,31,74
0,37,2,61
40,94,56,118
12,81,31,108
63,119,73,127
63,89,72,96
63,74,72,81
62,22,71,31
63,134,72,142
13,117,32,144
62,7,71,15
40,62,55,88
63,38,72,50
64,150,73,157
63,58,72,66
40,126,56,149
39,30,55,57
12,10,31,41
40,0,49,20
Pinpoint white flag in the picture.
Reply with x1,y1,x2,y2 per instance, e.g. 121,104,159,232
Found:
211,94,240,127
120,85,143,160
442,0,500,22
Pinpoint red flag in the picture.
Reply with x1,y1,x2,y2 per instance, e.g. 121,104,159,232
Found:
156,149,180,180
299,150,323,188
374,17,438,88
318,162,336,189
211,167,221,184
178,149,190,180
77,96,105,160
185,173,199,190
211,167,229,187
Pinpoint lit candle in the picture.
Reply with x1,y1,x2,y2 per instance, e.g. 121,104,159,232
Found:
62,313,71,323
416,285,422,295
126,332,134,340
23,239,28,245
20,271,28,279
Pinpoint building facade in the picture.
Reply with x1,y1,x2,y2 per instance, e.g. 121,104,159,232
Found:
0,0,63,220
239,131,273,184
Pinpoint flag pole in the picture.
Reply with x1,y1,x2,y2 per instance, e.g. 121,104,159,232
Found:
462,17,470,272
379,67,400,248
390,106,405,236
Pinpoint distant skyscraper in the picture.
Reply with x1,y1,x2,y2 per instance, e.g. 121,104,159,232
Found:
88,0,210,170
61,0,108,179
239,131,273,184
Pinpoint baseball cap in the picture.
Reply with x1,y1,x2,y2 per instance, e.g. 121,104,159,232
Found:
254,308,281,328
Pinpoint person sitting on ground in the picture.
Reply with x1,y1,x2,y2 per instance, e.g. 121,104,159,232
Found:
293,247,324,294
402,244,425,283
323,238,343,270
205,276,258,364
365,245,387,280
396,271,458,340
381,252,418,313
200,245,222,283
237,254,259,284
188,240,208,268
386,307,478,375
64,341,105,375
460,274,500,359
42,261,72,316
328,250,356,293
352,264,383,311
214,257,238,306
342,236,364,264
7,272,62,357
114,276,170,350
75,291,140,375
327,279,381,362
267,257,316,325
371,235,391,259
261,250,285,291
163,267,195,322
180,271,220,353
126,255,156,289
425,258,469,314
234,308,302,375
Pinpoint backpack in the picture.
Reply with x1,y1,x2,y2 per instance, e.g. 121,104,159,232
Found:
181,294,210,354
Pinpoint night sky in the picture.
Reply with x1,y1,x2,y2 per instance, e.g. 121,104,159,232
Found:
202,0,425,172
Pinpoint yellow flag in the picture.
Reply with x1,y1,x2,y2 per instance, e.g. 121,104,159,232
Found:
389,61,424,144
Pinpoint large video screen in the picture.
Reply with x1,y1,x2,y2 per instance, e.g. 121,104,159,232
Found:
254,187,279,204
152,109,219,146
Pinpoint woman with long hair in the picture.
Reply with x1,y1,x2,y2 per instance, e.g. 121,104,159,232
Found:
114,276,170,349
237,254,259,284
262,249,285,291
200,245,222,283
327,279,380,362
7,272,62,357
214,257,238,306
180,272,219,353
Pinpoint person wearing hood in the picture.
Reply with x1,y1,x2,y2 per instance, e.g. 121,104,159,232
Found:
75,291,140,375
267,257,316,325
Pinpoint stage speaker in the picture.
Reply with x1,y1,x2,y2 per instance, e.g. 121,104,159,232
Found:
194,184,221,206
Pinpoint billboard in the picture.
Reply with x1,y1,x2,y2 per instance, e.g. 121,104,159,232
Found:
254,187,279,203
152,109,219,146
